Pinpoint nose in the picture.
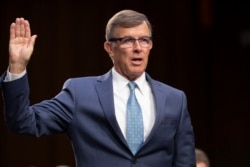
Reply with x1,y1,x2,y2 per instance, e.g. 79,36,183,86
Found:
133,40,142,49
132,41,142,53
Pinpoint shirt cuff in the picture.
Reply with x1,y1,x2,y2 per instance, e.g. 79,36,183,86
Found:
4,67,26,82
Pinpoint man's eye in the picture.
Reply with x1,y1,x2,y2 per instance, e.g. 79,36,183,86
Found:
140,38,149,43
122,38,134,43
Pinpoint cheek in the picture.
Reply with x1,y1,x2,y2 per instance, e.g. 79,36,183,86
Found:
112,53,125,66
113,50,128,61
117,54,129,66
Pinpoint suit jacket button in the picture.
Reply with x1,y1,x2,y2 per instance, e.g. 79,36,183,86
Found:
131,158,137,164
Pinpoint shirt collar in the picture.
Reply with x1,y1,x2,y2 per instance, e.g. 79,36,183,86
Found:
112,67,147,95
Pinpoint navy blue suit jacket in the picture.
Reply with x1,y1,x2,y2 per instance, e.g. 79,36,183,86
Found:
1,70,195,167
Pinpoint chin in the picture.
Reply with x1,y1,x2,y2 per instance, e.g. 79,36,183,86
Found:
131,71,143,78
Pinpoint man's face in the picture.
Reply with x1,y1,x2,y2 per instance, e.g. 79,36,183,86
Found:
104,21,152,81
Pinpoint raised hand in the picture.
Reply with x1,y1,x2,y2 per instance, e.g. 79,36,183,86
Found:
9,18,37,74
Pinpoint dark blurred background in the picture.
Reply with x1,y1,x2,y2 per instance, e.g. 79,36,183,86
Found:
0,0,249,167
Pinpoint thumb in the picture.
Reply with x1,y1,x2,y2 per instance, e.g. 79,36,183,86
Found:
29,34,37,47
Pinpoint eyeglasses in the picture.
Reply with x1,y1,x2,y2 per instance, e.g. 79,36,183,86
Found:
108,36,152,48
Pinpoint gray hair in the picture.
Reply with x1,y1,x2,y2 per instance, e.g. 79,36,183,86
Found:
105,9,152,40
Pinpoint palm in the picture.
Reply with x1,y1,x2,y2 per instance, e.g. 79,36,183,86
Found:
9,37,33,62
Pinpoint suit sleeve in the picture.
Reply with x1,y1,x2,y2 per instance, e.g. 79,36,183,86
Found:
173,92,196,167
1,73,74,137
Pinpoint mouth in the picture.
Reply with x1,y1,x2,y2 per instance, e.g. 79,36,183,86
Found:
131,57,143,65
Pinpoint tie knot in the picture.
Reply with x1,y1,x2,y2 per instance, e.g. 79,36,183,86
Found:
128,82,137,90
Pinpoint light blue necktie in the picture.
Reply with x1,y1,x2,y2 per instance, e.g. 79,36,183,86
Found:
126,82,144,155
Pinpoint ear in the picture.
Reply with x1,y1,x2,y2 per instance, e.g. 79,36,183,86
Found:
104,41,114,57
149,41,153,50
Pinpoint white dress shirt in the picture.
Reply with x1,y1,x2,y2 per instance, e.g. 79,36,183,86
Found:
112,68,155,141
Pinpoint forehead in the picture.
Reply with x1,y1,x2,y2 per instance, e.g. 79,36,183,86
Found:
113,22,151,37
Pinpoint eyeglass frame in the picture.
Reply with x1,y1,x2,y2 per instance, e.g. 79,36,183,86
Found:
108,36,152,48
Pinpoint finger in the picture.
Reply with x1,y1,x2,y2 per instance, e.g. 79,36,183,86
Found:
24,20,31,38
10,22,16,40
20,18,26,37
15,18,21,37
29,34,38,48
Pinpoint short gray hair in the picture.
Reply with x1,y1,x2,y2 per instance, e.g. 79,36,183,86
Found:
105,9,152,40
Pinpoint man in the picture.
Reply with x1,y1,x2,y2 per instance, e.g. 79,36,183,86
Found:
0,9,196,167
196,148,210,167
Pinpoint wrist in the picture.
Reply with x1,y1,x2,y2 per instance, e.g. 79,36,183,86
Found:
8,63,27,74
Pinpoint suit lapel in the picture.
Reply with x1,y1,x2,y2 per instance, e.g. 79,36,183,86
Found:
143,74,166,144
95,71,128,146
